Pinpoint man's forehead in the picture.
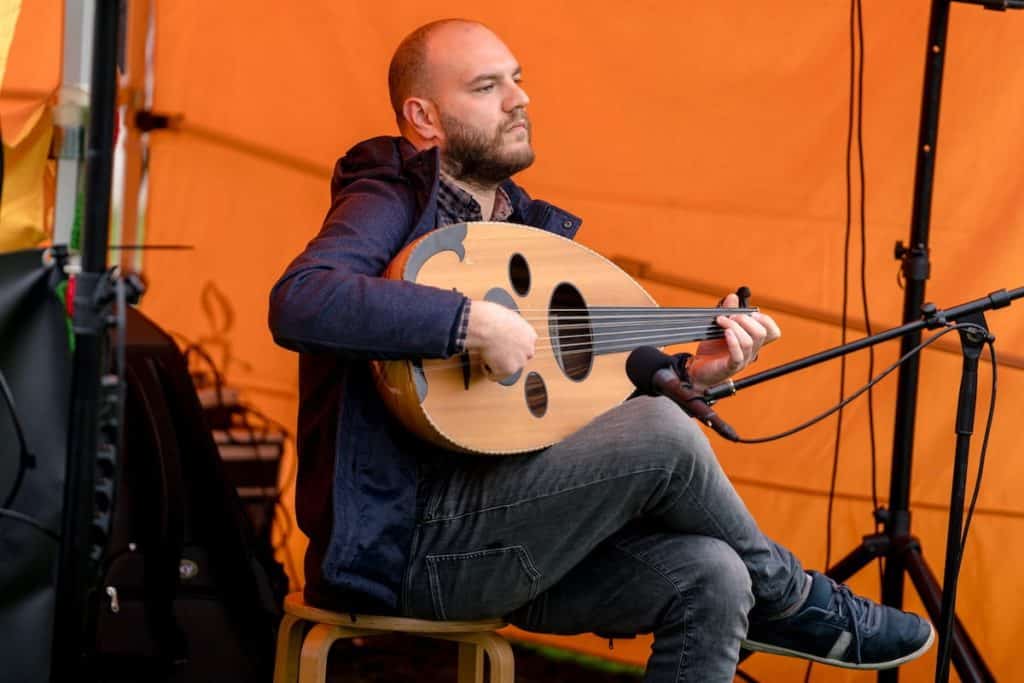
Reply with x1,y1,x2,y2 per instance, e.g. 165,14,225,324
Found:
426,24,519,84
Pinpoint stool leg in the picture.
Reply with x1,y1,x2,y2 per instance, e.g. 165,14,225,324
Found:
298,624,336,683
472,633,514,683
298,624,377,683
457,641,484,683
425,632,515,683
273,615,307,683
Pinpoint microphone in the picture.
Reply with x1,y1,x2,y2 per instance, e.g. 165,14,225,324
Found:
626,346,740,442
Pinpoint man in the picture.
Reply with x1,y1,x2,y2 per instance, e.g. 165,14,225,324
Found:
269,19,934,681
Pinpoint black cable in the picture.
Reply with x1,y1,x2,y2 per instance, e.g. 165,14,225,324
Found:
807,5,865,679
244,408,297,500
825,0,858,580
238,405,299,575
852,0,883,588
243,409,299,584
274,499,302,591
736,325,965,444
0,369,34,509
0,508,60,541
181,340,229,411
116,273,127,394
272,497,293,551
166,331,230,414
174,334,301,582
224,403,301,590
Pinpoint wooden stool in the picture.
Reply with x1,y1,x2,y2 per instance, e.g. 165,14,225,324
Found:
274,593,515,683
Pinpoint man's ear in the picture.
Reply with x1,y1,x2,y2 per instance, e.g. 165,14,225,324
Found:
402,97,443,143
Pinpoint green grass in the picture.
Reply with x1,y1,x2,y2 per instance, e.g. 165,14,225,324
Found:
513,641,645,677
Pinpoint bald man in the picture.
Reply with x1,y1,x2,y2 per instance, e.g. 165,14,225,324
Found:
269,19,934,681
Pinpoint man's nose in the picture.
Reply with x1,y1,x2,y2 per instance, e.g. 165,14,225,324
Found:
505,81,530,110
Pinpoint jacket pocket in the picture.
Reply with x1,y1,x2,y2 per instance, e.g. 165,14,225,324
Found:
425,545,541,621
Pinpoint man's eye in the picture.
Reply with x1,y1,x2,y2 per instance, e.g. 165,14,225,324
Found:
476,84,495,93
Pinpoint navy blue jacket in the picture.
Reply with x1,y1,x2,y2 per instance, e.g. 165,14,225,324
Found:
268,136,581,610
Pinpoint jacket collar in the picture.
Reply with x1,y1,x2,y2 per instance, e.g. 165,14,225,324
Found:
348,136,583,239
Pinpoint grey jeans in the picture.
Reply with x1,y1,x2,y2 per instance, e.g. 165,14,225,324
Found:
400,396,807,682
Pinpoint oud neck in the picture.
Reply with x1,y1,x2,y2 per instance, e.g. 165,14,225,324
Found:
580,306,759,355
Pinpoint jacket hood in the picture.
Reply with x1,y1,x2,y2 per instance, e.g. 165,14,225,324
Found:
330,136,439,198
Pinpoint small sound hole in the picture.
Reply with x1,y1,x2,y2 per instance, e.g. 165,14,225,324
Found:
509,253,530,296
525,372,547,418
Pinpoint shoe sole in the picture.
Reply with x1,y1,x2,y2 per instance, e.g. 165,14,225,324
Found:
741,623,936,670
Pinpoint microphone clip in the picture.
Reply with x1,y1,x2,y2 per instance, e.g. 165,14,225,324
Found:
625,346,740,442
666,356,739,442
671,352,695,388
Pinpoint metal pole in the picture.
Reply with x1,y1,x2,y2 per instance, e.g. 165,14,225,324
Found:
118,0,151,272
878,3,950,681
50,2,121,679
52,0,95,247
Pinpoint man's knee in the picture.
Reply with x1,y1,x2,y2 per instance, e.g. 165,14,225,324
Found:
701,541,754,615
660,538,754,627
629,396,708,447
614,532,753,630
626,396,718,474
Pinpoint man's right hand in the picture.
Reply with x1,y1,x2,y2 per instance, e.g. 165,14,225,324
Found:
464,300,537,381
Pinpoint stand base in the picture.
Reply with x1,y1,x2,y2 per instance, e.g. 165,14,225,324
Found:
827,533,994,683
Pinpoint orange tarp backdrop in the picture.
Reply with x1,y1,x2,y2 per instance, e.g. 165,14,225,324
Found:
16,2,1024,681
0,0,57,250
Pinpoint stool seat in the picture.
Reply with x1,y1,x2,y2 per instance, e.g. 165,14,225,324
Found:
274,592,515,683
283,592,507,633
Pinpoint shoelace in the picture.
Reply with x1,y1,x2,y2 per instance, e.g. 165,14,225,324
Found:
827,580,882,664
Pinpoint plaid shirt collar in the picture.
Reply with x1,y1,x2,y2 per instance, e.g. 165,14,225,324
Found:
436,174,515,355
437,173,514,227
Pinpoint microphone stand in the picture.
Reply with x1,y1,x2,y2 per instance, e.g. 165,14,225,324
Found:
706,287,1022,683
823,1,1022,680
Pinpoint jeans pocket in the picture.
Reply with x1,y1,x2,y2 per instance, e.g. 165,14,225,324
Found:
425,545,541,621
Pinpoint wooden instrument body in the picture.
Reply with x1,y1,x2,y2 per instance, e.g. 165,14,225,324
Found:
372,222,657,455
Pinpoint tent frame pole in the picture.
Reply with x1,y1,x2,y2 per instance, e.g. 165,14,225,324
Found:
52,0,95,247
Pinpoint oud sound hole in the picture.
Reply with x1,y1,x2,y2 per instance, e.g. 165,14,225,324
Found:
549,282,592,382
525,372,547,418
509,253,530,296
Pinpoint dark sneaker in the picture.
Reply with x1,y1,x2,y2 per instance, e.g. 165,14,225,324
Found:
742,571,935,670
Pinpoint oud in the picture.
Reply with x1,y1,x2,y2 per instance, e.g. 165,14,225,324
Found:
372,222,754,455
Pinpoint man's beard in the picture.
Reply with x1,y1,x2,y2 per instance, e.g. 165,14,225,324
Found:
440,112,535,185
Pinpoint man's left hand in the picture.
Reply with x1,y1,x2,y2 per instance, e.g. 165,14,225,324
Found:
687,293,781,390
